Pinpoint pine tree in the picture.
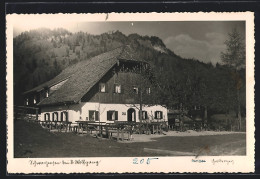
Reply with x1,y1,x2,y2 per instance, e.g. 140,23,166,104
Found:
221,28,245,131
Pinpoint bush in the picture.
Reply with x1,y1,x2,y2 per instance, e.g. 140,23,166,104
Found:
208,113,246,131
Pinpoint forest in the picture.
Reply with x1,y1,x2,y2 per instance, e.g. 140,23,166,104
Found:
13,28,246,130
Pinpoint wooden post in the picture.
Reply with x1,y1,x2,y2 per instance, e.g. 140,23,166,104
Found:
121,130,124,141
117,128,119,141
105,126,108,138
99,126,101,137
87,123,89,135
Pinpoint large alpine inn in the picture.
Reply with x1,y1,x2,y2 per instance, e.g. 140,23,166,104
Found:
22,46,168,125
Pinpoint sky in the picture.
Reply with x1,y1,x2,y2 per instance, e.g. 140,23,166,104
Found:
13,19,245,65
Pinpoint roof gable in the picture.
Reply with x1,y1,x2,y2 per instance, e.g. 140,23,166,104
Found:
34,45,143,106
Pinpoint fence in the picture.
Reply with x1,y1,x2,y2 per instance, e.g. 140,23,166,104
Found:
14,105,40,122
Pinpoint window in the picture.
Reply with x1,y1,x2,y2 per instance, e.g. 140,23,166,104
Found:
146,87,151,95
107,111,118,121
141,111,148,120
46,90,49,97
44,113,50,121
25,98,29,106
133,86,138,94
114,84,121,94
52,112,58,121
60,111,68,122
89,110,99,121
155,111,163,119
99,83,106,92
33,95,36,104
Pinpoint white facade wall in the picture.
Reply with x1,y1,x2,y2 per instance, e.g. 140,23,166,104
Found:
41,102,168,123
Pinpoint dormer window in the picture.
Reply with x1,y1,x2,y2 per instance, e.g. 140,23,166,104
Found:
114,84,121,94
45,90,49,98
99,83,106,93
33,95,36,104
25,98,29,106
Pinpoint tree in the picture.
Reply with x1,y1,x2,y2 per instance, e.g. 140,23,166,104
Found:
123,62,162,122
220,28,245,131
221,28,245,69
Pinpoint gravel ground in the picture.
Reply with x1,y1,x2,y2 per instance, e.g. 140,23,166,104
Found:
122,130,246,143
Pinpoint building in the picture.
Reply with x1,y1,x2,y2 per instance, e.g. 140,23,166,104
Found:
23,46,168,123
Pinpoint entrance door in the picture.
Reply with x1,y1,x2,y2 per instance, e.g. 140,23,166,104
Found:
127,108,136,122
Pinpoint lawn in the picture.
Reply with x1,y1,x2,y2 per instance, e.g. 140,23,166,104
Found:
14,120,246,158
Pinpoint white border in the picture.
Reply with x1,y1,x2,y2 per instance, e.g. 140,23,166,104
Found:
6,12,255,173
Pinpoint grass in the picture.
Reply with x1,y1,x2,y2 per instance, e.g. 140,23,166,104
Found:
14,120,246,158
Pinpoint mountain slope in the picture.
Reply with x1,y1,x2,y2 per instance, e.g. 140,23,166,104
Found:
13,28,245,118
13,29,179,103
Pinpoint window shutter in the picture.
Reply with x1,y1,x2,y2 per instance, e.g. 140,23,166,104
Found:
61,112,63,122
89,111,91,121
52,113,54,121
107,111,111,121
95,111,99,121
155,111,157,119
161,111,163,119
115,111,118,121
65,112,68,122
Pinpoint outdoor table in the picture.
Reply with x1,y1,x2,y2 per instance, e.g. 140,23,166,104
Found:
75,121,105,134
89,123,108,137
75,121,89,134
44,121,72,132
37,121,71,132
149,122,163,134
38,121,48,127
109,123,132,141
56,121,72,132
39,121,52,129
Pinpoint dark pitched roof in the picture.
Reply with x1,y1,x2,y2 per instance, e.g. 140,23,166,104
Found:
25,45,144,106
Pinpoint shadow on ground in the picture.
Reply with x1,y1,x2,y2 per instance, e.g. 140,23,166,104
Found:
14,120,246,158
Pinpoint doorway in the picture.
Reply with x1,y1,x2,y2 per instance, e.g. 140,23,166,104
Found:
127,108,136,122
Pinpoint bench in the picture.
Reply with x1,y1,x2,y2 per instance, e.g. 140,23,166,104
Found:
108,128,131,141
